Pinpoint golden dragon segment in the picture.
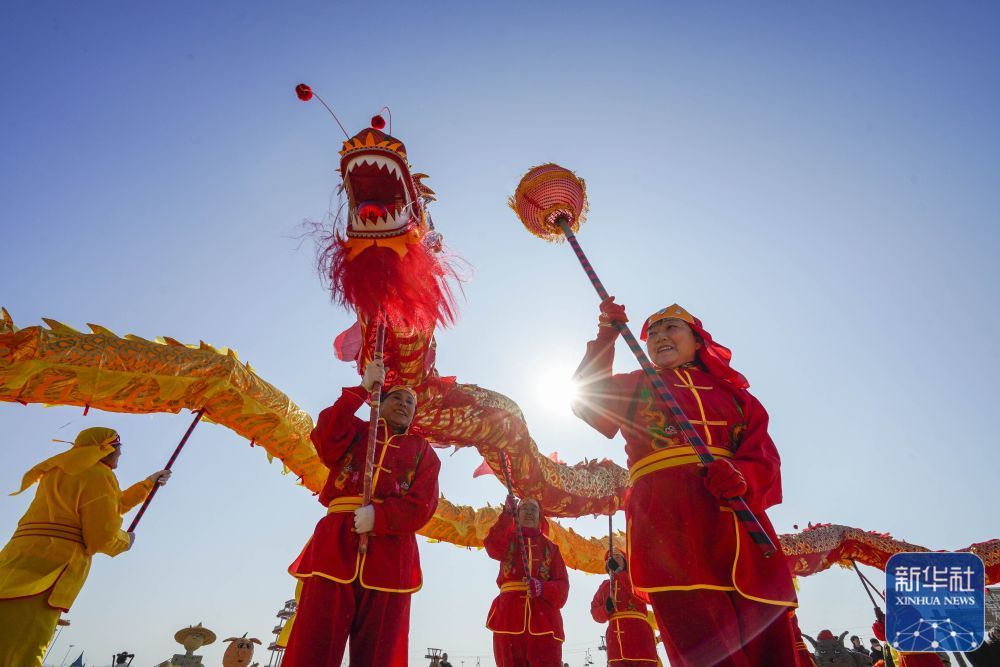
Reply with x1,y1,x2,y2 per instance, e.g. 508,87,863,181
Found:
3,309,997,582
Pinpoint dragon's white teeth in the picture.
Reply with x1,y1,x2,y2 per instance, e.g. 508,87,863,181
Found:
353,209,407,231
346,153,406,178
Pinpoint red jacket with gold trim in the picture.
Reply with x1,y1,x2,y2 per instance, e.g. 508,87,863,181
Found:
590,572,659,663
573,328,795,606
485,513,568,640
289,386,440,593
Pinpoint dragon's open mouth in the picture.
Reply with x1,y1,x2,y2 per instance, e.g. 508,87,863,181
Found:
345,152,413,234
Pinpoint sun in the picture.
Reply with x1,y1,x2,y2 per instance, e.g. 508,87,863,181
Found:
533,364,581,412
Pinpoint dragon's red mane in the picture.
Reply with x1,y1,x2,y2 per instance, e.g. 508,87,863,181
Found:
323,235,459,333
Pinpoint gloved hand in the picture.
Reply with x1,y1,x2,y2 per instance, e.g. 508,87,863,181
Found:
599,296,628,328
147,469,172,487
362,359,386,392
703,459,747,500
526,577,544,598
606,553,624,574
504,494,519,516
353,505,375,534
874,607,885,624
604,596,616,614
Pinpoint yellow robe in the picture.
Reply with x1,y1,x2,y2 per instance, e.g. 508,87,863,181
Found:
0,465,152,611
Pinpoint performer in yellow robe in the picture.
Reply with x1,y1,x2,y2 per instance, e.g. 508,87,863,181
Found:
0,427,170,667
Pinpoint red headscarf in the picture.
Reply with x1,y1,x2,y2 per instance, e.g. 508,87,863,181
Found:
640,304,749,390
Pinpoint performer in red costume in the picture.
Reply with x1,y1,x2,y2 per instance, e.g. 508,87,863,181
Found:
573,300,799,667
485,497,569,667
872,609,945,667
789,610,818,666
590,548,660,665
283,358,440,667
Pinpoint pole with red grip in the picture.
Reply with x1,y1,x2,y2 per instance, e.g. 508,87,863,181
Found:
359,321,387,555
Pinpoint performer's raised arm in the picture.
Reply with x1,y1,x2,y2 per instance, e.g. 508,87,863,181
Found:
484,500,516,560
310,385,368,466
310,358,390,467
572,296,631,438
119,469,170,514
118,478,154,514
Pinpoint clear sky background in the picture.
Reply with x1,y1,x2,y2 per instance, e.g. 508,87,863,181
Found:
2,2,998,665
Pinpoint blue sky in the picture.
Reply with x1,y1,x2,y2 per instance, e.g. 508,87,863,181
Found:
2,2,999,665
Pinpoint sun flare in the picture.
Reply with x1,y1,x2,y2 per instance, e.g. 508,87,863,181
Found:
534,366,580,411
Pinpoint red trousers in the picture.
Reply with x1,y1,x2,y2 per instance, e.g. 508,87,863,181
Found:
492,632,563,666
649,589,798,667
282,576,411,667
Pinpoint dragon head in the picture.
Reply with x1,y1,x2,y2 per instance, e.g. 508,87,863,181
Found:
291,90,458,340
338,125,438,256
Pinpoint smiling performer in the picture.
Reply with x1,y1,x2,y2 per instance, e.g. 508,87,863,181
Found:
486,496,569,667
283,358,440,667
0,427,169,667
573,301,798,667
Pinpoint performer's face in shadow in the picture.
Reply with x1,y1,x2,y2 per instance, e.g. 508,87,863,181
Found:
101,442,122,469
646,318,702,369
383,390,416,433
608,552,626,573
518,499,540,528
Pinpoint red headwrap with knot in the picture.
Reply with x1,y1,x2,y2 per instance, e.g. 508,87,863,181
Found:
640,304,749,391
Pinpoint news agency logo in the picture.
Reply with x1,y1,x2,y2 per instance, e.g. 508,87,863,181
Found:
887,552,985,653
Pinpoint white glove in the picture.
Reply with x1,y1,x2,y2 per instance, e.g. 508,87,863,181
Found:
147,470,172,486
362,359,386,392
353,505,375,534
